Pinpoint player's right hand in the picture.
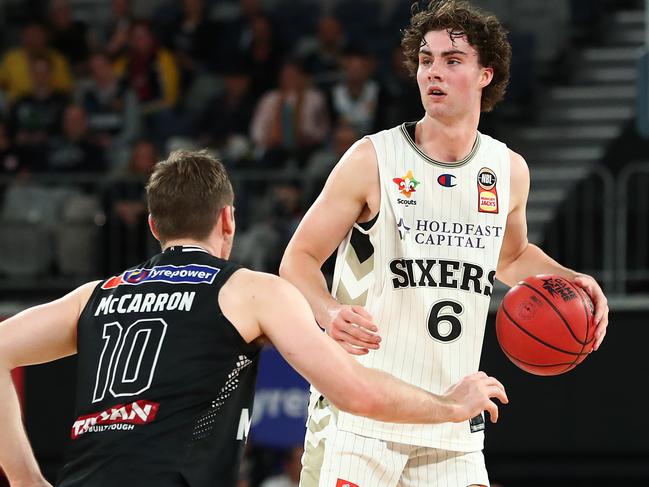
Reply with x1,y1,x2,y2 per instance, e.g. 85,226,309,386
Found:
324,305,381,356
443,371,508,423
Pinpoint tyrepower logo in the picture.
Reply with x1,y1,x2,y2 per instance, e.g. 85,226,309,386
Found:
71,400,160,439
102,264,220,289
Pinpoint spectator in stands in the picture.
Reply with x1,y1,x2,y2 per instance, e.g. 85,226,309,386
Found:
250,59,329,166
259,445,303,487
113,20,180,143
303,121,358,206
8,56,69,170
327,45,387,136
75,51,140,172
383,44,424,127
163,0,217,91
232,180,303,273
47,0,91,74
0,22,72,103
46,104,106,173
195,63,255,161
295,15,346,89
0,119,22,175
243,15,282,99
104,139,157,271
100,0,134,59
215,0,267,65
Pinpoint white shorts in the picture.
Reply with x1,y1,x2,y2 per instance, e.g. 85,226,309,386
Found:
300,396,489,487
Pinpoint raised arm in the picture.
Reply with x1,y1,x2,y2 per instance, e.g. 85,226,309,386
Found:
0,281,98,486
221,270,508,425
280,138,381,355
497,150,609,349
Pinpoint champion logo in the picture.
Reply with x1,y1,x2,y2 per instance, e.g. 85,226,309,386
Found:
438,173,457,187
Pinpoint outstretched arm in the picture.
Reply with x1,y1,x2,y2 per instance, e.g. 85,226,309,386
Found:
497,151,609,350
0,281,98,486
222,271,508,425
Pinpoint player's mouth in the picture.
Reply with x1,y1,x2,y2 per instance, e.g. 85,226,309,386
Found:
427,86,447,98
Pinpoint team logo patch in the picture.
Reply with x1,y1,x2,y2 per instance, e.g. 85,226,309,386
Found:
336,480,359,487
392,170,419,198
477,167,498,213
437,173,457,187
102,264,220,289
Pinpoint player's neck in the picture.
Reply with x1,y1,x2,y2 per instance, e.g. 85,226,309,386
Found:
161,238,226,259
416,115,479,163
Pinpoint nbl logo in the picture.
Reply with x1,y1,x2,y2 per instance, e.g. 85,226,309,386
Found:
478,170,496,189
477,167,498,213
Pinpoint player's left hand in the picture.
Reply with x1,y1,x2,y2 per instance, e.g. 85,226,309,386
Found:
572,274,609,351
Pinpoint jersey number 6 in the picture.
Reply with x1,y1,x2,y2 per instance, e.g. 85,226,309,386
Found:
427,300,464,343
92,318,168,403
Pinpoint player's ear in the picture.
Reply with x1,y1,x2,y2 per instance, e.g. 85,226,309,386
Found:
221,205,235,237
479,66,494,88
148,214,160,241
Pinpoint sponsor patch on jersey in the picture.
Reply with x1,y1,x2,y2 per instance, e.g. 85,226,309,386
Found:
396,218,411,240
336,479,359,487
71,400,160,439
469,413,485,433
437,173,457,187
102,264,220,289
477,167,498,213
393,169,420,200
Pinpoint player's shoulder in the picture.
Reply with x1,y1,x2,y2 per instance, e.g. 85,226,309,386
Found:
322,136,379,202
222,269,297,301
508,149,530,181
338,137,377,170
64,279,103,317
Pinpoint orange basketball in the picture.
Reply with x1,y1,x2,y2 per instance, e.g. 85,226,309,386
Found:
496,275,596,376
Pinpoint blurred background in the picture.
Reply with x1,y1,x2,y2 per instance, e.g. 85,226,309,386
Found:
0,0,647,485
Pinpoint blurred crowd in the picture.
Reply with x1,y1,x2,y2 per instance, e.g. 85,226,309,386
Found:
0,0,620,280
0,1,638,485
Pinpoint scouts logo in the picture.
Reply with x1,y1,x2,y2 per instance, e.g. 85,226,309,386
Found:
477,167,498,213
393,170,419,198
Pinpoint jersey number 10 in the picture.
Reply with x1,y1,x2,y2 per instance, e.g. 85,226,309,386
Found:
92,318,168,403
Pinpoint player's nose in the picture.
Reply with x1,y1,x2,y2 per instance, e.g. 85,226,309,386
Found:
427,60,443,80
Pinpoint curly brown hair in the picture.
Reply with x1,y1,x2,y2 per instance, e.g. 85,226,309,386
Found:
401,0,511,112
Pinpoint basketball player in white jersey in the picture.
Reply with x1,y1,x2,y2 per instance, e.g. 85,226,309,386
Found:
280,1,610,486
0,151,507,487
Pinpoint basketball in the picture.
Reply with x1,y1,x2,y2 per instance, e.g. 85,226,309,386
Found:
496,275,596,376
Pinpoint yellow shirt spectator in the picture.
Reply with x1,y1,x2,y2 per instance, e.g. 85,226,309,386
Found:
0,48,73,102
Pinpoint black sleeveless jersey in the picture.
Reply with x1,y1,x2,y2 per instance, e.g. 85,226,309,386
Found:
57,246,261,487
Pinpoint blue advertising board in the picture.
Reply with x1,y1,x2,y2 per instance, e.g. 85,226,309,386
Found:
250,346,311,447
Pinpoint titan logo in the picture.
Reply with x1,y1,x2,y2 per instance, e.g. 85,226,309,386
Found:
71,400,159,439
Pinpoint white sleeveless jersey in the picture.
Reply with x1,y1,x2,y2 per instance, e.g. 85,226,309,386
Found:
331,123,510,451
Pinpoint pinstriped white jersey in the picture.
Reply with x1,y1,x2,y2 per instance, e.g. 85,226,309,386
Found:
331,123,510,451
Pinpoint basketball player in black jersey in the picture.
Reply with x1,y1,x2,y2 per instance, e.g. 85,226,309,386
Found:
0,150,507,487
